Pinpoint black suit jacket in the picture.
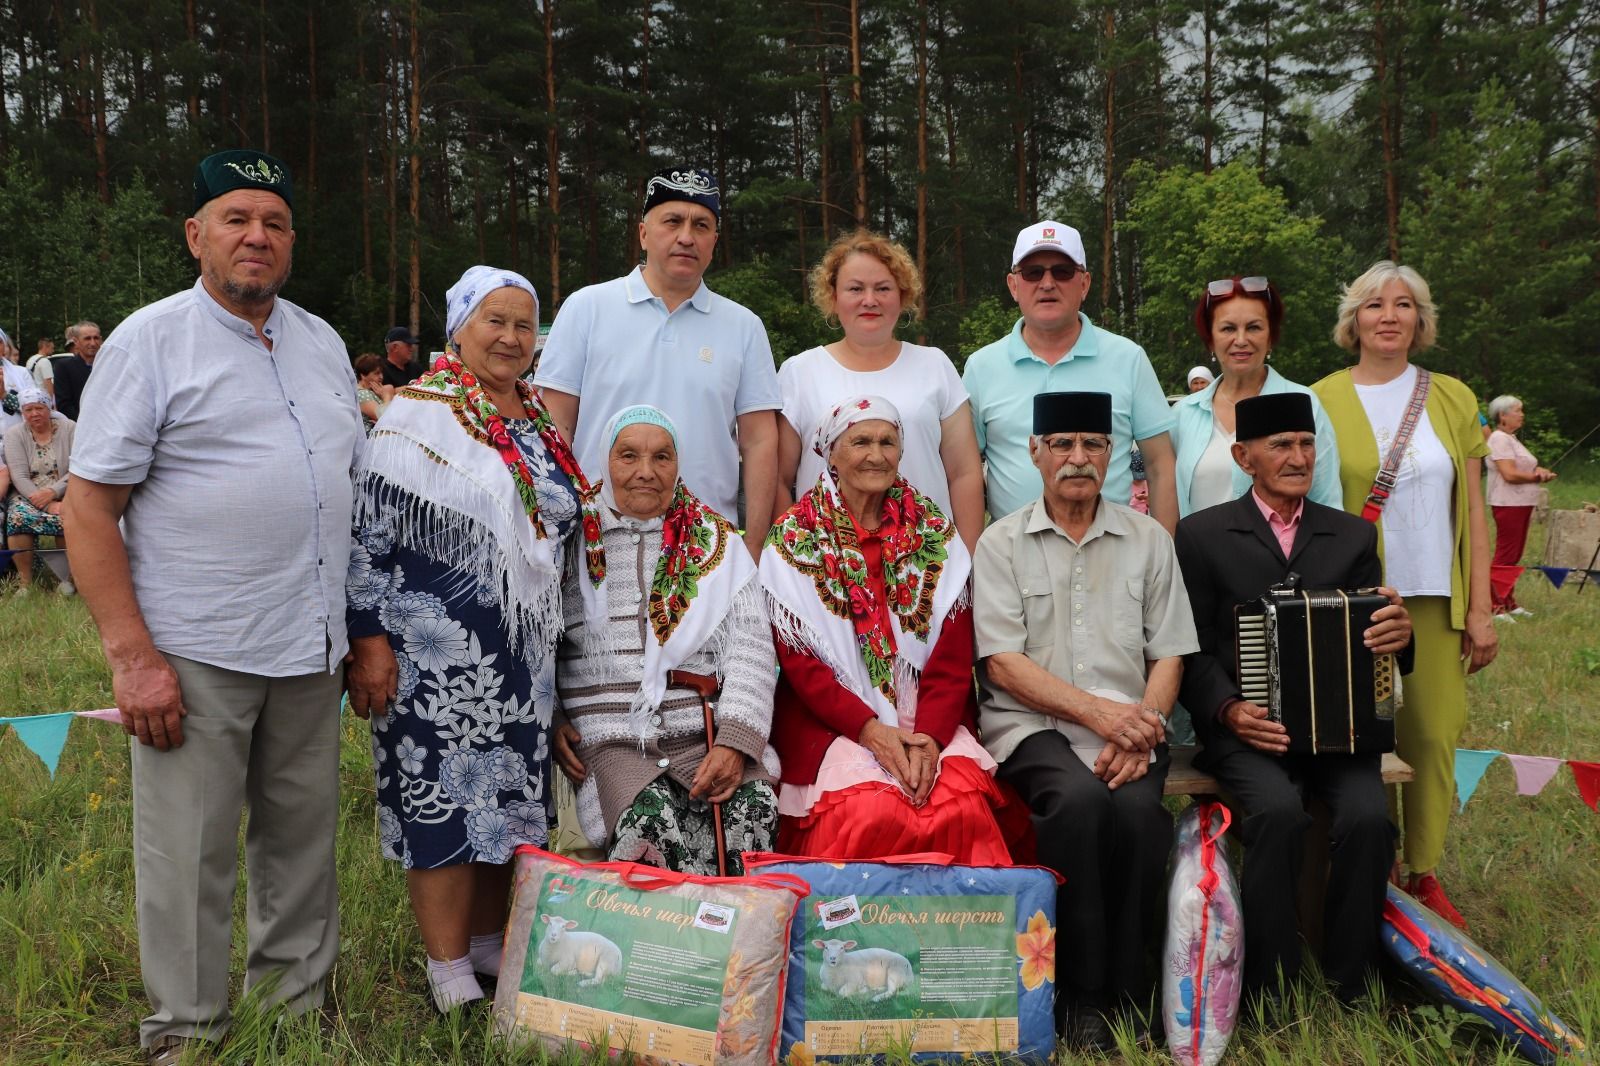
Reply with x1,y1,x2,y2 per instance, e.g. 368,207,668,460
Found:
1174,493,1410,747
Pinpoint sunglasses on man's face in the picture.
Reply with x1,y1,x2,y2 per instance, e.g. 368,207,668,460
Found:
1012,262,1080,284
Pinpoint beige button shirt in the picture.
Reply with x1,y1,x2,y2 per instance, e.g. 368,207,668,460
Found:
973,495,1199,764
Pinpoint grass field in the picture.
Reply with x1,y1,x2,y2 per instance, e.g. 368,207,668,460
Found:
2,452,1597,1064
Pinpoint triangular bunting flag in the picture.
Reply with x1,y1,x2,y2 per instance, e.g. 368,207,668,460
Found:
1489,565,1524,604
2,712,75,778
1454,749,1502,810
74,708,122,723
1539,567,1571,589
1570,762,1600,813
35,548,72,584
1504,754,1564,797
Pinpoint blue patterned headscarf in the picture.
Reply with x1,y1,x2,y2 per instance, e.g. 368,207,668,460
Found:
604,404,679,450
444,265,540,346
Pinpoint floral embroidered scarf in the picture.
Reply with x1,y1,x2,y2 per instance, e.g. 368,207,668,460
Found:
759,395,970,726
577,478,756,719
353,351,601,655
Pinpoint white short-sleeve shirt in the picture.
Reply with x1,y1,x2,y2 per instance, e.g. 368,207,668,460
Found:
534,266,782,518
779,342,967,514
71,279,364,676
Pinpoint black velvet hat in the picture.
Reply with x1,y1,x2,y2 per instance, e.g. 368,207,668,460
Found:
643,167,720,219
1034,391,1112,435
1235,392,1315,441
193,150,293,213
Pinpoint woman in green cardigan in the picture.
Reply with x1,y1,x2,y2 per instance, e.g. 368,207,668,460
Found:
1312,261,1496,932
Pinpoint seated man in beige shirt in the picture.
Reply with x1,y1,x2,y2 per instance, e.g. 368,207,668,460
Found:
973,390,1198,1052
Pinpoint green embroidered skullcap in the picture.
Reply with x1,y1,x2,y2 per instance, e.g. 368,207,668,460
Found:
193,150,294,213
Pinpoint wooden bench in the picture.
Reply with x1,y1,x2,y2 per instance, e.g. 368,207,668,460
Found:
1163,744,1414,952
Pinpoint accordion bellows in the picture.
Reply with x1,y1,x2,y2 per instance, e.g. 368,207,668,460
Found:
1235,585,1397,754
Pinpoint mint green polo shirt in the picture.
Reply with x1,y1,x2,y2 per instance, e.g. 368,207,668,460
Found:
962,314,1175,519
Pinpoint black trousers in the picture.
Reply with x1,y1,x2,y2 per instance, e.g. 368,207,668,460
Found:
1195,741,1395,997
997,730,1172,1018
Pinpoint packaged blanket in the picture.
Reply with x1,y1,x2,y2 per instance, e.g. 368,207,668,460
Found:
743,852,1059,1063
1162,802,1243,1066
1383,883,1588,1065
493,845,810,1066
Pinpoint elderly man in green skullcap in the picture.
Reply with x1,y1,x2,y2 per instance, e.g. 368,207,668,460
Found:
64,150,364,1066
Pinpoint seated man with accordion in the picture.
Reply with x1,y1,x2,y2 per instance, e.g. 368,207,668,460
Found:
1173,392,1413,1005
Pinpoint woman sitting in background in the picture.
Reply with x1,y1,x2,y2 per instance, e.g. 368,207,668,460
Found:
353,353,394,433
3,387,74,595
553,404,778,876
1485,394,1555,621
762,395,1017,864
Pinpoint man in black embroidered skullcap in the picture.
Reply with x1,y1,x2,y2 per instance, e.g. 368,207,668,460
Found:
1174,391,1412,1007
64,149,361,1066
973,391,1198,1050
536,165,781,560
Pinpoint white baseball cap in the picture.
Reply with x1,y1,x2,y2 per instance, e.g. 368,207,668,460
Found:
1011,221,1087,269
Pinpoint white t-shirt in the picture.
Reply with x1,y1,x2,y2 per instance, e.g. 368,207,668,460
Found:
1,360,34,435
1188,418,1237,514
779,342,968,515
27,353,54,388
1355,365,1455,597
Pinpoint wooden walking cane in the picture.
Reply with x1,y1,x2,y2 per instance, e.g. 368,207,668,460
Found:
666,669,729,876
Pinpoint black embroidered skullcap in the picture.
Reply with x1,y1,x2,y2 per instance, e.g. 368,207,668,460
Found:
1235,392,1315,441
193,150,293,213
643,167,720,220
1034,391,1112,436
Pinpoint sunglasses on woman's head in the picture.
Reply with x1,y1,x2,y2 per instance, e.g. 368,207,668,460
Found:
1205,276,1271,304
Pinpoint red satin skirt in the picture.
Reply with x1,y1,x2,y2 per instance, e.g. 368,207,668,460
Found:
777,755,1034,865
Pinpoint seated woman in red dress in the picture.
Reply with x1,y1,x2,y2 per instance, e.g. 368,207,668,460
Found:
759,394,1017,864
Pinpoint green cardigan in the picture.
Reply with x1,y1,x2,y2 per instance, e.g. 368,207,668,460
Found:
1311,366,1488,630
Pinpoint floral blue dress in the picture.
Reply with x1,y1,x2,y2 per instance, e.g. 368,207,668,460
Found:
347,417,579,869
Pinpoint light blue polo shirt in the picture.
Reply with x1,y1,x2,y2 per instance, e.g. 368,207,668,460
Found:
963,314,1175,520
535,266,781,517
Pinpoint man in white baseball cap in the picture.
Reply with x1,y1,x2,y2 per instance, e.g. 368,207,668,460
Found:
962,220,1178,532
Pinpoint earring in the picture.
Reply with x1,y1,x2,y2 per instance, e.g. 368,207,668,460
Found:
1266,350,1273,361
825,313,841,331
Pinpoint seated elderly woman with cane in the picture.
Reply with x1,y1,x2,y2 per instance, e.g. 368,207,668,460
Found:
553,405,779,876
761,395,1020,864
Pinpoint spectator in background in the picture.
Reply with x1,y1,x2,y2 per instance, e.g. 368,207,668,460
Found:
962,221,1179,534
28,338,57,401
1186,365,1214,394
1,331,33,435
52,320,102,421
3,387,74,595
0,329,20,364
1485,394,1555,621
352,353,393,433
381,326,421,389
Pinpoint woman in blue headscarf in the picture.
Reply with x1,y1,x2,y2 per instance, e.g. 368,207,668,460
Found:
344,266,597,1012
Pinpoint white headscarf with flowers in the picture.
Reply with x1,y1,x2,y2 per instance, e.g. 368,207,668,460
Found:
759,394,970,727
572,404,758,729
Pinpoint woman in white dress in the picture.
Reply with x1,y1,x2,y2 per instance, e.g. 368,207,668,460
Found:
777,230,984,551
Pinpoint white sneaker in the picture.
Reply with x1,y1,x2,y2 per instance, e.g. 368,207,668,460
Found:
59,580,76,597
1493,612,1516,624
1511,607,1533,618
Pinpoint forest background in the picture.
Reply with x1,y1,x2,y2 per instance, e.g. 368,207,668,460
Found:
2,0,1598,448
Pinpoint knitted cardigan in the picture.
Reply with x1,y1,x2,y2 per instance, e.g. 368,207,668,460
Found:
555,506,778,844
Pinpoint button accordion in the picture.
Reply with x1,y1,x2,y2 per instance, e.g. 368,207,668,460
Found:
1234,583,1397,754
